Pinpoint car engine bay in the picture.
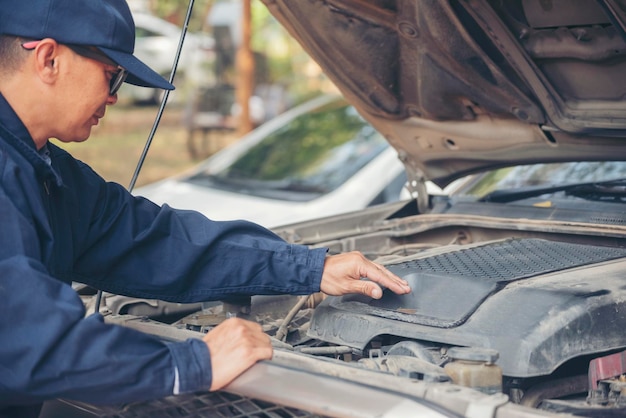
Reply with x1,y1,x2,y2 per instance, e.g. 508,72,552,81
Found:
75,197,626,417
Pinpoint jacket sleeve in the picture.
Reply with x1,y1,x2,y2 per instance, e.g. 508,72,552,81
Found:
63,158,327,302
0,257,212,405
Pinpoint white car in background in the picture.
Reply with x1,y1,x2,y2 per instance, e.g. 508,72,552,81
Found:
134,95,411,228
121,12,214,104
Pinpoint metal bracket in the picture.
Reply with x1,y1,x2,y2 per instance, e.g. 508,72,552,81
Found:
398,149,430,214
406,170,430,214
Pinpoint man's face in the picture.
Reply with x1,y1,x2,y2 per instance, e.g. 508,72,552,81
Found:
51,44,120,143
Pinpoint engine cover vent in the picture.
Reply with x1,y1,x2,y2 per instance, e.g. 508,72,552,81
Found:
387,238,626,283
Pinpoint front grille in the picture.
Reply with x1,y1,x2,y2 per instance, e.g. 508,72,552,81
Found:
49,391,325,418
590,216,626,225
388,238,626,283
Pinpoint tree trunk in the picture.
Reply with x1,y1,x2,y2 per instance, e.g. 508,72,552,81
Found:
236,0,254,135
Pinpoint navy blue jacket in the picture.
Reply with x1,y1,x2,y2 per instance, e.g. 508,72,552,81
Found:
0,94,326,409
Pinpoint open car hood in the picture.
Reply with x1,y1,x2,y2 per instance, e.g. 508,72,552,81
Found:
260,0,626,187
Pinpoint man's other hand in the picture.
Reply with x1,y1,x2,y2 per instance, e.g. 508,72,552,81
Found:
204,317,273,391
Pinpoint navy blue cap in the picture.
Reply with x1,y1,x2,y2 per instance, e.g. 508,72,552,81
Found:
0,0,174,90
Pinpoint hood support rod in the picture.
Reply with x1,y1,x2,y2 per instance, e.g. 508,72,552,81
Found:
94,0,196,315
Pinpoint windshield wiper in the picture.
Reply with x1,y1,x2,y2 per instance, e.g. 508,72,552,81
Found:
188,174,327,194
277,179,327,193
566,179,626,202
480,178,626,203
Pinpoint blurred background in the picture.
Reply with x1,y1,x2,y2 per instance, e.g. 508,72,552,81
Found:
58,0,338,188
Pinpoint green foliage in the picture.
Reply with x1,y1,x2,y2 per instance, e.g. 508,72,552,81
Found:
146,0,329,104
148,0,214,31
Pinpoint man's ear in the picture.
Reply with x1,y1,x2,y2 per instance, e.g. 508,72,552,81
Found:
32,38,61,85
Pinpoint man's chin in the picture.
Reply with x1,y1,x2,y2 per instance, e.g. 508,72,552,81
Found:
53,134,91,144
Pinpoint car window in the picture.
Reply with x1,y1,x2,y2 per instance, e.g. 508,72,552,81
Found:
459,161,626,199
188,101,388,200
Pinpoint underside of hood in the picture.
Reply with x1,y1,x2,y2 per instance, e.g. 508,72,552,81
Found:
261,0,626,186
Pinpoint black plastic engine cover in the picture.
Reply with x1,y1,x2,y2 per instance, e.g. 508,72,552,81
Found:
308,238,626,378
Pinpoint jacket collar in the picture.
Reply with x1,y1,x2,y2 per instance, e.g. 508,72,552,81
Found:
0,94,62,186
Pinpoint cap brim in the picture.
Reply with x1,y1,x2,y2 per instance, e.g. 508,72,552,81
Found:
99,47,175,91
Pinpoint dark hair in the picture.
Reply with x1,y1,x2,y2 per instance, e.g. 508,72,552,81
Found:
0,35,28,75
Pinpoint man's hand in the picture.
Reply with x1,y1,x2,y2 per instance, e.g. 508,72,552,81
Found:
203,317,273,391
320,251,411,299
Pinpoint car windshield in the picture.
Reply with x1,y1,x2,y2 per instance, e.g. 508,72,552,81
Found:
457,161,626,203
186,100,388,201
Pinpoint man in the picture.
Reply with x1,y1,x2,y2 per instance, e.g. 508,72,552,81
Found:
0,0,411,416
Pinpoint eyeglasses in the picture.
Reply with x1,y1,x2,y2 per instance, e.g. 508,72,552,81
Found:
21,40,129,96
66,44,128,96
